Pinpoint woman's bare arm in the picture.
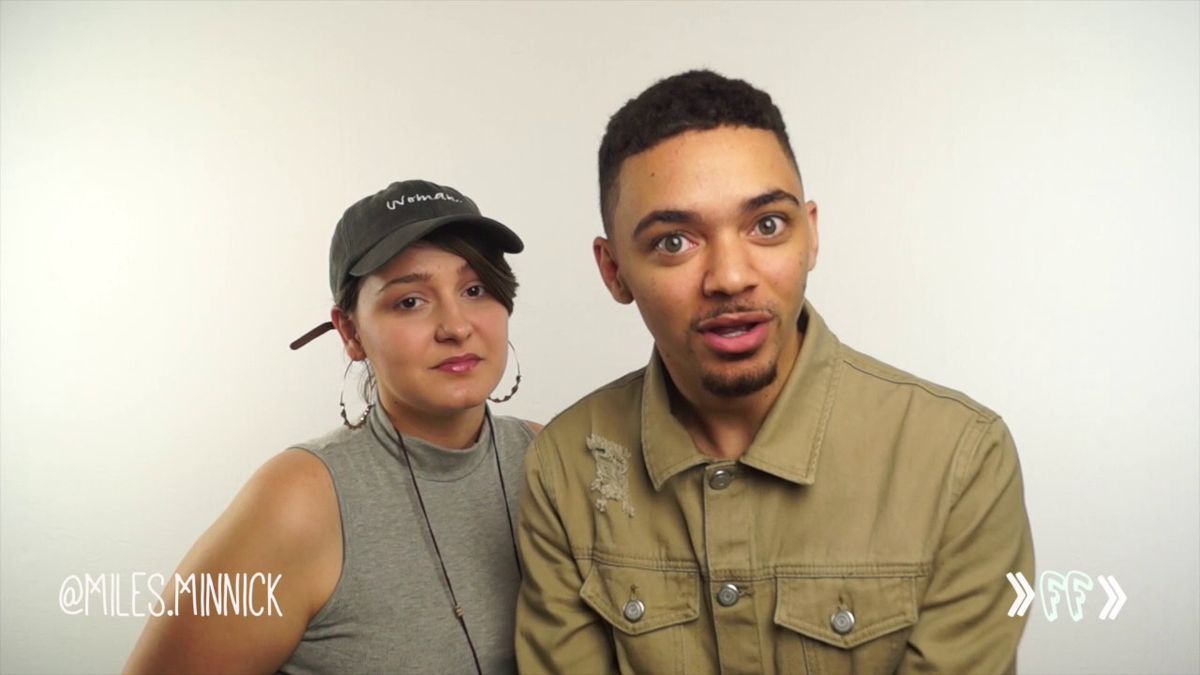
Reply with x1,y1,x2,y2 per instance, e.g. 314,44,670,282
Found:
124,450,341,675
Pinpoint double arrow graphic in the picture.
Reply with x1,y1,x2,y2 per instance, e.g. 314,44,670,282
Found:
1097,575,1127,620
1006,571,1128,620
1006,572,1035,617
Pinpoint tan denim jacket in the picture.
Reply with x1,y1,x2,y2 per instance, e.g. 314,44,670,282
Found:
516,304,1034,675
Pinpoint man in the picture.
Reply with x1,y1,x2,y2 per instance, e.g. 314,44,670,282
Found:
516,70,1034,674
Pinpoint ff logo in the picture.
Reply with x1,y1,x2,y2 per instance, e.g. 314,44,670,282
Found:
1006,571,1127,621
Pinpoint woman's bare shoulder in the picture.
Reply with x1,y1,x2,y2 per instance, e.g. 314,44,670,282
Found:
123,449,341,674
245,449,338,532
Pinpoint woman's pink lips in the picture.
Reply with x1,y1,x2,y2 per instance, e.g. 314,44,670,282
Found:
698,319,770,355
434,355,481,374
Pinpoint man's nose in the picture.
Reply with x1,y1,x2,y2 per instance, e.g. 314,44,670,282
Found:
701,235,758,298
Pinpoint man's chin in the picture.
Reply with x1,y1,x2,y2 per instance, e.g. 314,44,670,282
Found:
700,361,779,398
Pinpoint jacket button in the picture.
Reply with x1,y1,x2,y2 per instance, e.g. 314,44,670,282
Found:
716,583,741,607
708,468,735,490
623,599,645,622
831,609,856,635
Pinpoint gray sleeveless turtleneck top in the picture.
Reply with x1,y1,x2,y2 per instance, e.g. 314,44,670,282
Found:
281,404,534,675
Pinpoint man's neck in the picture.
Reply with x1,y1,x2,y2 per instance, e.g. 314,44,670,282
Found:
668,330,804,461
380,399,486,450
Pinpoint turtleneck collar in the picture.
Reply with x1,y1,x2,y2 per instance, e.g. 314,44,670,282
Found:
366,403,494,482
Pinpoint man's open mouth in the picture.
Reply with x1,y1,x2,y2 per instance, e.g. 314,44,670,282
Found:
696,311,773,355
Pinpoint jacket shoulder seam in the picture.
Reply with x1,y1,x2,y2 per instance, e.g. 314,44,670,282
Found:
950,415,1007,504
839,351,999,422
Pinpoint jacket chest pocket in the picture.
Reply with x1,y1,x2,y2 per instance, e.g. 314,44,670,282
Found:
580,562,701,675
773,576,918,675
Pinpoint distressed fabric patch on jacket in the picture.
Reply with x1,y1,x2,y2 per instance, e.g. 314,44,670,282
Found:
586,434,635,517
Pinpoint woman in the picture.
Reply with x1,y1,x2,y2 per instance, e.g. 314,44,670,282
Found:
125,180,539,674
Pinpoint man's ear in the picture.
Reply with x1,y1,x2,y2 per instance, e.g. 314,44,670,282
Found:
593,236,634,304
330,307,367,361
805,200,820,272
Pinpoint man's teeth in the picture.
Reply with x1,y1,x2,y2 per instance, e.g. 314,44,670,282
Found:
715,325,751,337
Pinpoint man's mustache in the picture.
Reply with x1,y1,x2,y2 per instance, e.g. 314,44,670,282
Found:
690,303,776,331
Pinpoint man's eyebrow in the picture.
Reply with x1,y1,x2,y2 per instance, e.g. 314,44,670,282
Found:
743,189,801,212
630,189,802,240
376,272,431,294
631,209,698,240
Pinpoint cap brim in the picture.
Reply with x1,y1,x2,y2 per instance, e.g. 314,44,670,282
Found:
348,214,524,279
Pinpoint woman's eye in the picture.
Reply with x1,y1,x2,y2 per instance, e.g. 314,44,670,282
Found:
465,284,488,298
394,297,424,310
654,233,694,255
754,215,786,237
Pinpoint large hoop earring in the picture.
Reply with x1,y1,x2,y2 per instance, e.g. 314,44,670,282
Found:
339,360,375,429
488,341,522,403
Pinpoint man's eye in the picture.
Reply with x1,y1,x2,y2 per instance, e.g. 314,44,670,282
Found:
465,284,487,298
395,297,423,310
754,215,786,237
654,233,693,255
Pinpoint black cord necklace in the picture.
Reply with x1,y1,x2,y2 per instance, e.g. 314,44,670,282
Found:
392,407,521,675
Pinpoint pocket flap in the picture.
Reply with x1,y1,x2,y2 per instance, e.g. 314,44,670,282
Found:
774,576,918,649
580,562,700,636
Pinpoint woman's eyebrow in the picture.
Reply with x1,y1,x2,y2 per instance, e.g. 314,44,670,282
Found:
376,272,432,294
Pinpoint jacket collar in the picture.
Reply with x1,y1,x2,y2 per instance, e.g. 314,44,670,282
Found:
641,301,842,490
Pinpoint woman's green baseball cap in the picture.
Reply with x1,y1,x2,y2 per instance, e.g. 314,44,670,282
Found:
290,179,523,350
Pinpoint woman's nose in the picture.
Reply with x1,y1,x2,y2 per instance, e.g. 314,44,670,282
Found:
435,302,473,342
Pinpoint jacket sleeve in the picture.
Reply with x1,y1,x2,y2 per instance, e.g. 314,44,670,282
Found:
899,416,1036,674
515,438,617,675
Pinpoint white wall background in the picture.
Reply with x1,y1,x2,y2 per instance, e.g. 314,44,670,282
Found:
1,1,1197,673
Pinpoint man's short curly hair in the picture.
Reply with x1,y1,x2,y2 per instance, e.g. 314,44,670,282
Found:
598,69,800,233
